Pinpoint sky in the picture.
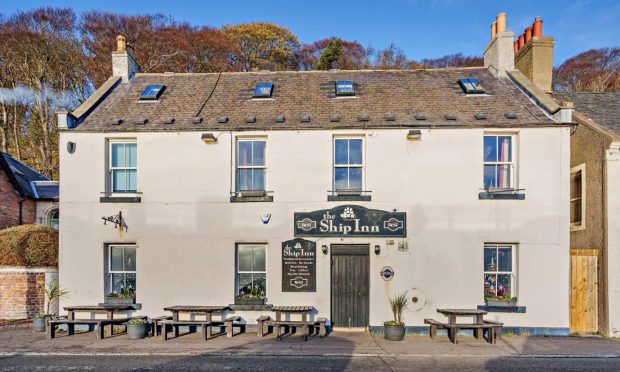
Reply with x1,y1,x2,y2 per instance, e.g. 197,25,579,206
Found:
3,0,619,65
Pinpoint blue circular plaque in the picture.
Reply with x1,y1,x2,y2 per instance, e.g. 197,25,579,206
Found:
381,266,394,281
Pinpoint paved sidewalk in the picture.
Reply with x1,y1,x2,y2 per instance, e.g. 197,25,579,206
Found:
1,328,619,358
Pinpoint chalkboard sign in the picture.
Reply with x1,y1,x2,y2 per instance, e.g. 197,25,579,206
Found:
282,238,316,292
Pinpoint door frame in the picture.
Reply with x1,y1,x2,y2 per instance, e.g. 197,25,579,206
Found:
330,244,370,329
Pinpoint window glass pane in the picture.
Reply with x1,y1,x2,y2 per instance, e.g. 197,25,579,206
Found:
111,247,124,271
571,201,582,224
334,139,348,165
483,136,497,162
252,273,266,295
484,247,497,272
349,139,362,164
113,170,126,192
237,169,252,191
334,168,348,190
498,165,511,188
253,141,266,166
497,274,512,297
498,136,512,162
484,274,497,297
111,273,125,294
238,246,253,272
238,273,253,295
238,141,252,166
127,170,137,192
111,143,125,167
349,167,362,190
125,273,136,293
571,172,582,199
123,247,136,271
483,165,497,189
498,247,512,272
126,143,137,167
252,169,265,191
253,246,266,271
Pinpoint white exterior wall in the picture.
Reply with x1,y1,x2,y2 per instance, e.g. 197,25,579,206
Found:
58,127,570,329
606,142,620,337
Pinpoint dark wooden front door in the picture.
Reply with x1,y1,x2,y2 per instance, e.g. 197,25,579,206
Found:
331,245,370,328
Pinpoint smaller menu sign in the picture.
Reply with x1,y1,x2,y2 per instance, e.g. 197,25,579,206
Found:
282,238,316,292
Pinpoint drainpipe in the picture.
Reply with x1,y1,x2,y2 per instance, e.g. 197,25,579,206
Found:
18,198,26,225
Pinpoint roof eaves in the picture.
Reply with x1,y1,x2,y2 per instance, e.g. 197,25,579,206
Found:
572,111,620,141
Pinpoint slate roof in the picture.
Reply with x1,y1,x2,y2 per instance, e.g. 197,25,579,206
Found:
0,152,55,199
32,181,60,201
71,67,556,132
553,92,620,136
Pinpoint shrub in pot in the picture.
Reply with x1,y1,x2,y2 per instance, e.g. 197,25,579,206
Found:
32,283,69,332
384,291,409,341
32,314,49,332
126,318,149,340
106,288,136,305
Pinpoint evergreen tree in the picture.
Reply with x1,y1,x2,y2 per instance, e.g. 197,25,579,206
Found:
315,38,344,70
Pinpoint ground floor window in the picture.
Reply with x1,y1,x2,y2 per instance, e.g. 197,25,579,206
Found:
483,244,516,299
47,209,59,230
108,245,136,296
236,244,266,296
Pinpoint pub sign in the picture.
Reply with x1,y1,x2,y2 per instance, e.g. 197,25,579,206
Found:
294,205,406,237
282,238,316,292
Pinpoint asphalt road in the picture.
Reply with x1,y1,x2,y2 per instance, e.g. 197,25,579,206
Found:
1,355,620,371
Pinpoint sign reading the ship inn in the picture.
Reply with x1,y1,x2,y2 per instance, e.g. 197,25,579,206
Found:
294,205,406,237
282,238,316,292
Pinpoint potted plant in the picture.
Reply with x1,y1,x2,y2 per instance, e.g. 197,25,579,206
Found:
126,318,149,340
384,291,409,341
106,287,136,305
235,288,265,305
485,294,518,307
33,283,69,332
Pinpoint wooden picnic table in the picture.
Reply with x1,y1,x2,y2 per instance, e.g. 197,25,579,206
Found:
64,305,135,320
425,308,501,344
272,306,313,322
163,305,229,322
49,305,140,340
436,308,488,325
161,305,231,341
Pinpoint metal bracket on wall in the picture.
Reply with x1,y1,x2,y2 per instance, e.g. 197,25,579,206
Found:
102,211,127,232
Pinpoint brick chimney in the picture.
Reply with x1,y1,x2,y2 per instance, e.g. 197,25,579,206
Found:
483,13,515,76
112,35,140,82
514,17,555,92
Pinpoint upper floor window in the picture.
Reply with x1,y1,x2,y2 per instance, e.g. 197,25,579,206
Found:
253,83,273,98
483,134,514,189
109,141,137,193
139,84,165,100
335,80,354,96
237,139,266,192
334,138,363,191
571,164,586,230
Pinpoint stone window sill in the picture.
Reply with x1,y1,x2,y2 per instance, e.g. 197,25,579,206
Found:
100,196,142,203
229,304,273,311
477,305,526,313
230,195,273,203
328,194,371,202
98,302,142,310
478,192,525,200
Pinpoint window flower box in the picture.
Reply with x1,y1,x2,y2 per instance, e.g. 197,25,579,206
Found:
235,298,265,306
106,296,136,305
485,297,517,307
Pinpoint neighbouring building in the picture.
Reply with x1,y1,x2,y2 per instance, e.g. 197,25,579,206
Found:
0,152,59,231
56,14,573,335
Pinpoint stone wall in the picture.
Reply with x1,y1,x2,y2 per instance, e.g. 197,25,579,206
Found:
0,169,36,230
0,267,58,319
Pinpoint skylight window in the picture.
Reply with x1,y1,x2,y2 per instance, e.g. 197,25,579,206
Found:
458,78,485,94
335,80,354,96
253,83,273,98
139,84,165,100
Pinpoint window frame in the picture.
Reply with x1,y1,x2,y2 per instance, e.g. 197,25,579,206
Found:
335,80,355,96
107,244,137,296
252,82,273,98
333,136,365,192
483,133,517,190
107,139,138,194
47,209,59,230
236,138,267,193
570,163,586,231
483,244,517,299
235,244,267,296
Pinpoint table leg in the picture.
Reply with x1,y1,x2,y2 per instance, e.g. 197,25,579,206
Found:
173,311,178,322
276,311,281,322
448,315,456,324
476,314,483,325
474,328,481,340
302,312,307,322
68,311,74,321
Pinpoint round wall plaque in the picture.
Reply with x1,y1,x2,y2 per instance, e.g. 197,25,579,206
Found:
380,266,394,281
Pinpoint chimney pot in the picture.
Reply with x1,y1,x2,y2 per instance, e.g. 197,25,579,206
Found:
533,17,543,38
116,35,126,52
112,35,140,82
525,27,533,43
518,34,525,48
514,41,519,54
491,22,497,39
496,13,506,33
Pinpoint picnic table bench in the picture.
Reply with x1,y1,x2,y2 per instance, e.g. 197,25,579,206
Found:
47,305,141,340
424,309,503,344
257,306,326,341
160,306,240,341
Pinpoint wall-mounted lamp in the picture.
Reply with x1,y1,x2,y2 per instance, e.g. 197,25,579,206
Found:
407,129,422,141
322,245,328,255
66,141,76,154
374,245,381,255
201,133,217,144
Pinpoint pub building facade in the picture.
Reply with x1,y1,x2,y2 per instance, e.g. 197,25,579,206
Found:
56,23,573,335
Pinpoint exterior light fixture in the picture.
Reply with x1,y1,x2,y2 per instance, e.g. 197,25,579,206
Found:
201,133,217,144
66,141,76,154
374,245,381,255
407,129,422,141
322,245,328,255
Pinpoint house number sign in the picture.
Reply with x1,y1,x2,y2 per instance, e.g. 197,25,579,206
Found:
294,205,406,237
282,238,316,292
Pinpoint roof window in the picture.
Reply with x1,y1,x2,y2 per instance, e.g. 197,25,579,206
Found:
335,80,354,96
253,83,273,98
139,84,165,100
458,78,485,94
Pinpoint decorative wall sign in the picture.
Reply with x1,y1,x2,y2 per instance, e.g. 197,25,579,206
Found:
282,238,316,292
260,212,271,224
381,266,394,281
294,205,406,237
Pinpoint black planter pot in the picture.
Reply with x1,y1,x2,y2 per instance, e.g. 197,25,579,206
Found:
32,317,47,332
384,324,405,341
106,296,136,305
127,323,148,340
235,298,265,306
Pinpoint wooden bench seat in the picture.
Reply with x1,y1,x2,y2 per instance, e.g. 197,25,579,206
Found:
161,316,243,341
256,316,327,340
269,320,313,341
424,318,503,344
48,316,146,340
150,316,172,337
